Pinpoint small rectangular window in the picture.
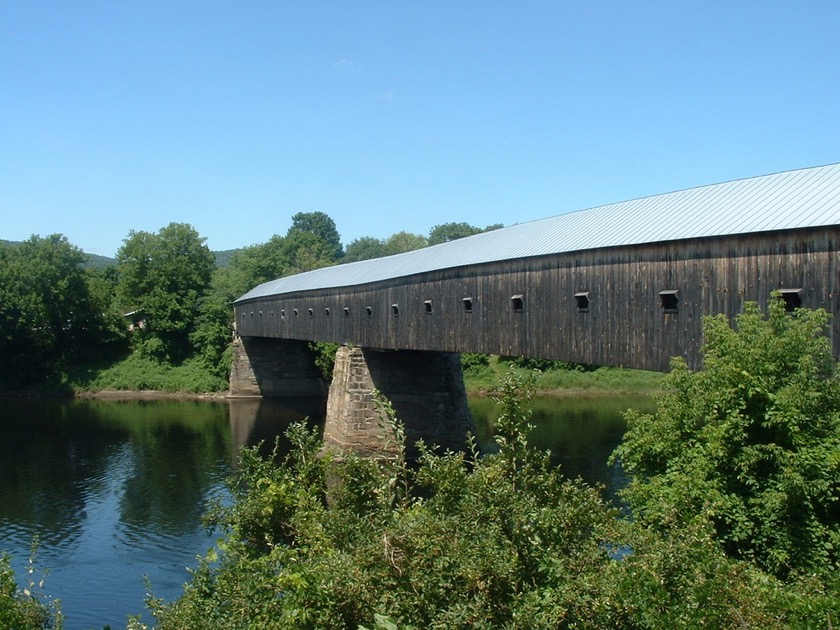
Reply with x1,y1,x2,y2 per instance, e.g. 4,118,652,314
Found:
325,307,331,317
344,307,351,317
366,306,373,318
424,300,433,314
308,308,314,317
574,292,590,312
511,295,524,313
778,288,803,312
463,297,473,313
280,309,286,319
293,308,299,317
659,290,679,313
391,304,399,317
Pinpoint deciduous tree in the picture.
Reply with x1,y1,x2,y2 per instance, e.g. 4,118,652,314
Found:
117,223,215,362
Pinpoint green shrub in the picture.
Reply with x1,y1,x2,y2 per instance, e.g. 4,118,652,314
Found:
613,295,840,581
140,365,837,629
0,552,61,630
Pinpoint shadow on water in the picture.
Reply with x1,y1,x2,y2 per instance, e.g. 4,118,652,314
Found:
228,396,326,459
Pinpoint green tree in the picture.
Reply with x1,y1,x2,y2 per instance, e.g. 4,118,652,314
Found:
612,295,840,580
428,222,502,245
0,235,125,388
288,211,343,260
343,236,387,263
0,553,61,630
427,222,482,245
382,231,427,256
117,223,215,363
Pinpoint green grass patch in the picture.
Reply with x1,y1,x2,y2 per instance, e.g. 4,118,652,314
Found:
463,355,664,396
69,352,228,394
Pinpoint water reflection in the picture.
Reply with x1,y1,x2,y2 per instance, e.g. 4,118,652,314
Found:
0,393,650,628
228,396,326,457
0,398,235,629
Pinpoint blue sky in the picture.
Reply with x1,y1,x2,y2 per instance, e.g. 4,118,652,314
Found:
2,1,839,257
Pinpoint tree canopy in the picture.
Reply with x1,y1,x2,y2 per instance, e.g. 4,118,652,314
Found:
117,223,215,362
0,235,127,388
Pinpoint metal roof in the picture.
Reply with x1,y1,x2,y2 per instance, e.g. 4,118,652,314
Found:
237,162,840,302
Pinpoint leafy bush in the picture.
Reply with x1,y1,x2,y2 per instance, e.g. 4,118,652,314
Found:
0,551,61,630
613,295,840,581
139,366,837,629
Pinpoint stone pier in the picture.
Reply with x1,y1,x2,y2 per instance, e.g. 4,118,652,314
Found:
229,335,329,398
322,346,475,459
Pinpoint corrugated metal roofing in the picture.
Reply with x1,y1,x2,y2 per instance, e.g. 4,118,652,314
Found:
237,162,840,302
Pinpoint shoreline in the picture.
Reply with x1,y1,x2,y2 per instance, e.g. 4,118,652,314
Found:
2,385,657,402
0,388,231,401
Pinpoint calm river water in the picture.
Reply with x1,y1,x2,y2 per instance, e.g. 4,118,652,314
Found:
0,394,653,630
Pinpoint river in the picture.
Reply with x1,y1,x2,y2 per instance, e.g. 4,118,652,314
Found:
0,394,653,629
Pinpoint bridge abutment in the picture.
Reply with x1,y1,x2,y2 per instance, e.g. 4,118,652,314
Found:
323,346,475,459
229,335,329,398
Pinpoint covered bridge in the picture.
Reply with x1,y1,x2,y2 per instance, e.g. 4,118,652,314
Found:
235,162,840,372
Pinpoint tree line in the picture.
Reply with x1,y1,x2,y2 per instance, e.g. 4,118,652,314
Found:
0,214,499,391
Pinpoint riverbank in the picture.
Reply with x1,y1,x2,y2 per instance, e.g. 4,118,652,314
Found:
2,353,666,400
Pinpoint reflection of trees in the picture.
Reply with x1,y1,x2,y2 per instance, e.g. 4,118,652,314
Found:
110,401,231,536
0,399,126,547
0,399,232,546
228,397,325,460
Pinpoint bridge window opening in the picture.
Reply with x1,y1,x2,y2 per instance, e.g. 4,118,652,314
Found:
241,313,245,319
325,308,330,317
366,306,373,318
463,297,473,313
269,310,274,318
293,309,299,317
280,309,286,319
391,304,399,317
249,311,254,318
778,288,803,312
424,300,433,314
575,292,590,312
659,290,679,313
308,308,314,317
259,311,263,317
344,307,351,317
511,295,524,313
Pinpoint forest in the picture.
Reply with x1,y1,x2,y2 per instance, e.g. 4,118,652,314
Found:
0,214,498,393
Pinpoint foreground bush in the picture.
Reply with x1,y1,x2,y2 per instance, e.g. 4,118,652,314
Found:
0,553,61,630
134,367,836,629
614,295,840,582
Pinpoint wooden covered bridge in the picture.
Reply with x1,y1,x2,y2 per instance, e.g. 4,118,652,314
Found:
231,163,840,456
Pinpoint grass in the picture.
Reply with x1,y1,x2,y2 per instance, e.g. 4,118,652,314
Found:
9,350,662,399
463,355,665,396
68,352,228,394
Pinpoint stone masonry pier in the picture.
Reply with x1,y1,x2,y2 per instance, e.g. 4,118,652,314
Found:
230,338,475,459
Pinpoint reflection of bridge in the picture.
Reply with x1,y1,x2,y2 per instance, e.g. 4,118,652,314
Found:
231,163,840,456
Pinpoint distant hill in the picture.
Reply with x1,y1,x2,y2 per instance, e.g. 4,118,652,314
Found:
214,248,241,269
83,253,117,269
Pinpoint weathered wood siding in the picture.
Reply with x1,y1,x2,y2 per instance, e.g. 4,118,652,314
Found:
235,227,840,372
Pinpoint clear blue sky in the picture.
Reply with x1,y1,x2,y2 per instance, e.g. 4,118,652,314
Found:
2,1,839,257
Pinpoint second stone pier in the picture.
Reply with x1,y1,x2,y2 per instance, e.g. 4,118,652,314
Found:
322,346,475,459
